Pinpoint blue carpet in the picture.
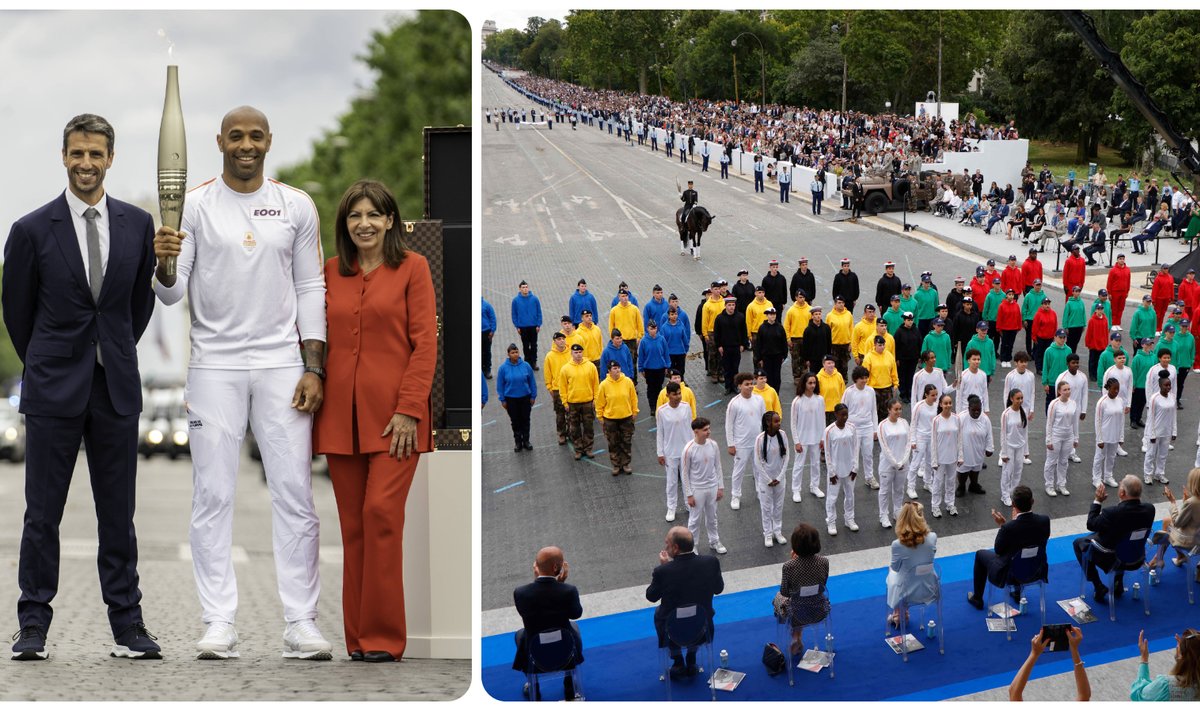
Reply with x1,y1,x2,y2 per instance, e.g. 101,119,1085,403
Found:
482,528,1198,701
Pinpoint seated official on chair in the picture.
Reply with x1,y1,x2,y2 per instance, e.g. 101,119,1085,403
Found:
1073,475,1156,602
513,546,584,700
886,501,938,624
772,522,830,653
647,526,724,677
967,485,1051,609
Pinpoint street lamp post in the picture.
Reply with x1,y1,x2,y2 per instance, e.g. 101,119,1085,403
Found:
731,32,767,107
832,21,848,143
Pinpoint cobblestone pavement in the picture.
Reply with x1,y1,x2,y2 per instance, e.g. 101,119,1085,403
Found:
0,453,468,701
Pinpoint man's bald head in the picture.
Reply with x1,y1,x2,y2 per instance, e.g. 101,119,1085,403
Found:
1120,475,1142,500
220,105,270,134
534,546,564,577
667,526,694,553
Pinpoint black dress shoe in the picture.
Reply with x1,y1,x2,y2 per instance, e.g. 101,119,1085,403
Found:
966,592,984,610
350,650,364,661
668,661,686,679
363,651,397,663
685,663,699,677
523,442,534,451
514,444,522,452
968,484,987,494
1093,584,1109,604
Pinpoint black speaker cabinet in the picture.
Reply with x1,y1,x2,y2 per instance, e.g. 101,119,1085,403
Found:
423,126,472,449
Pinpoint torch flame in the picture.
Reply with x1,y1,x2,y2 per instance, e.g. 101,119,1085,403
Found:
157,28,175,60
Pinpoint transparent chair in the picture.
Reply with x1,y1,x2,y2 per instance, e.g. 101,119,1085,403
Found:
886,562,944,662
984,545,1049,641
657,605,716,701
1078,528,1151,621
524,627,583,701
1151,535,1200,605
775,583,834,686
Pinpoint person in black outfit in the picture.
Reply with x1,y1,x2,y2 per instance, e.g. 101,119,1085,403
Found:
713,297,746,394
946,277,967,321
680,180,698,224
731,270,755,314
647,527,725,679
761,259,789,313
894,312,923,403
790,258,816,303
801,307,832,377
513,546,584,700
966,486,1051,608
1072,476,1157,602
695,288,712,374
832,258,860,313
875,261,902,314
952,298,981,365
756,307,788,392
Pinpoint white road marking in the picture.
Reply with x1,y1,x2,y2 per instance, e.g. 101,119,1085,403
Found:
827,225,843,232
555,232,563,243
532,129,651,240
730,186,745,193
494,234,528,246
799,213,820,224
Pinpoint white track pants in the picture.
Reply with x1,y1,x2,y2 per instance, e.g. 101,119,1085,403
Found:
999,447,1024,501
931,462,956,510
186,366,320,624
755,474,785,537
1091,443,1118,486
824,475,856,528
790,443,822,496
906,438,931,491
664,457,682,512
854,431,876,483
687,486,720,546
730,448,753,499
877,462,905,523
1144,438,1170,480
1043,438,1072,489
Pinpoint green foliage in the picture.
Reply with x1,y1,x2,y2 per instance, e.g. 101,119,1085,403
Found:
277,10,471,257
482,28,528,66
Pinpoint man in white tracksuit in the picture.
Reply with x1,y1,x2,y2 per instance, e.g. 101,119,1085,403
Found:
681,417,726,554
1055,354,1088,463
841,366,878,489
1002,351,1036,464
657,382,694,522
726,372,766,510
789,379,826,501
153,106,331,660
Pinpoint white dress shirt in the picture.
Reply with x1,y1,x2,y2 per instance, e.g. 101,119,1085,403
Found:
64,188,110,287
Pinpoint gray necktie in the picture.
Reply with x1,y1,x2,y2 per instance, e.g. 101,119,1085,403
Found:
83,207,103,366
83,207,103,302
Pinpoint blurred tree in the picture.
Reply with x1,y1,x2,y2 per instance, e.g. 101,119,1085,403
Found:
277,10,470,257
482,28,528,66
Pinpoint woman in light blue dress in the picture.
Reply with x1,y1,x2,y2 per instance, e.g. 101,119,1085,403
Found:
886,500,938,624
1131,628,1199,701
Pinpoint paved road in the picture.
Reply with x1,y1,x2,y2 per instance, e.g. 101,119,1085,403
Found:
481,69,1199,612
0,451,467,701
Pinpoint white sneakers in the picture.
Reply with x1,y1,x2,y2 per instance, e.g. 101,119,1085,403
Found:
730,497,740,510
1104,477,1120,488
1023,457,1033,465
931,507,942,518
1069,453,1082,463
810,487,825,499
774,531,787,545
792,492,802,503
1058,486,1071,496
282,619,333,661
665,509,676,522
1046,487,1058,497
827,525,837,536
1157,474,1170,484
948,505,958,516
866,479,880,491
880,517,892,529
906,487,918,500
1116,446,1128,457
846,520,859,532
712,542,728,555
196,621,240,660
764,535,774,548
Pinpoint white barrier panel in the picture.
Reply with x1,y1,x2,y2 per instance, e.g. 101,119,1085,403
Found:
915,102,959,125
924,139,1029,194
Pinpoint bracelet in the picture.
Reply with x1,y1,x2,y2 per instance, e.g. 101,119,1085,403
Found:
1075,661,1085,668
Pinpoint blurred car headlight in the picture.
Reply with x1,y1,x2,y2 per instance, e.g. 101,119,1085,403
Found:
173,431,188,446
3,428,16,441
147,429,164,445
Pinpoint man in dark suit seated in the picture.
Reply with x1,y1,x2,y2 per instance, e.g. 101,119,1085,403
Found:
1082,220,1107,265
1072,475,1157,602
513,546,583,700
967,486,1051,608
646,526,725,678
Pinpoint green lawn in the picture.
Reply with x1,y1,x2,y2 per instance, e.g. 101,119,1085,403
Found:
1028,139,1176,188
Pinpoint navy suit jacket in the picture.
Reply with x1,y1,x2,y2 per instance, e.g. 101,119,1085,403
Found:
1086,498,1156,553
512,577,584,669
647,551,724,640
2,192,155,417
990,511,1051,579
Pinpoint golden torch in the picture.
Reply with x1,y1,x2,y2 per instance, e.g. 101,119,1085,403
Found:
157,65,187,277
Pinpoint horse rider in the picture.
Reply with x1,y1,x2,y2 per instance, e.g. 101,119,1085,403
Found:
681,180,698,225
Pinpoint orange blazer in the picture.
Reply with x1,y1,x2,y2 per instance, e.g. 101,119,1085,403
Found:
313,253,438,455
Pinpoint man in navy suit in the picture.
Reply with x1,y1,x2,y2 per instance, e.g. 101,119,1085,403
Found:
2,114,158,660
1073,475,1157,602
966,486,1051,608
646,526,724,678
512,546,583,700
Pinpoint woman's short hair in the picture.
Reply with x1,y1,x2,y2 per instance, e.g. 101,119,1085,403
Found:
334,179,408,276
790,523,821,557
895,501,930,548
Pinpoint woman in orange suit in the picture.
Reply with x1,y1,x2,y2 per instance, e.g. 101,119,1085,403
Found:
314,179,437,662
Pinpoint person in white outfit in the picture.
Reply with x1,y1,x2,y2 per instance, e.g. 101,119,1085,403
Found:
1003,351,1036,464
1092,377,1126,489
680,417,727,554
1055,354,1088,463
956,395,994,500
1141,350,1177,453
842,366,879,489
998,389,1029,506
907,384,941,499
955,350,989,415
153,106,331,660
1043,380,1079,497
657,382,695,522
876,399,912,528
726,372,766,510
789,372,826,501
910,349,953,410
1143,373,1177,485
822,404,860,535
1101,350,1132,458
754,411,792,547
929,394,964,517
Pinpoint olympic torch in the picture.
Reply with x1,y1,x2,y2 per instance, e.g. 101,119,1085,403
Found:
157,65,187,277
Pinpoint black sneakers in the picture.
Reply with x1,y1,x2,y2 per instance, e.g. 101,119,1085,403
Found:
11,625,48,661
111,622,162,660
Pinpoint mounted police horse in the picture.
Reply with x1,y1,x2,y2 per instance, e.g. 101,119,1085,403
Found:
675,205,714,259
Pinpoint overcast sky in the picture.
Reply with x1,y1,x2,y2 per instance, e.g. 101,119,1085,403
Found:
487,10,566,31
0,9,403,248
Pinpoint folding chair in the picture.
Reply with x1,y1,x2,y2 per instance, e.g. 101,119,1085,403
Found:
775,584,834,686
984,544,1048,641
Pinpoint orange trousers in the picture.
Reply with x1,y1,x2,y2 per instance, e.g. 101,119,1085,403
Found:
327,452,419,658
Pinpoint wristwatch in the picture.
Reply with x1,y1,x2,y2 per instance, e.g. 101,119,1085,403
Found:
305,366,326,380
